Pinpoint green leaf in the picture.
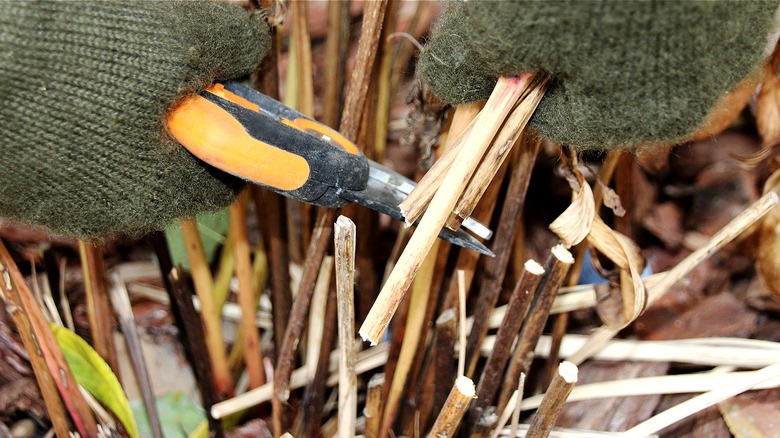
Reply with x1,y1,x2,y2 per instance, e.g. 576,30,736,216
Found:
51,324,139,438
164,208,230,270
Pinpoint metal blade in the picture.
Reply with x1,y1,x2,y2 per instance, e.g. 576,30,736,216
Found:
338,161,495,257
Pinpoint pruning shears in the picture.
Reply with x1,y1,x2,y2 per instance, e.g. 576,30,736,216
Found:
167,81,494,256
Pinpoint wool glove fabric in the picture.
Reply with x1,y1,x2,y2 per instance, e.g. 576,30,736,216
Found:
418,1,780,150
0,0,270,237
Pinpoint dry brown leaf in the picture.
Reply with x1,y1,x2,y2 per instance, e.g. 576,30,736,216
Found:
587,217,647,326
756,46,780,147
597,180,626,217
756,169,780,300
549,168,595,248
719,395,780,438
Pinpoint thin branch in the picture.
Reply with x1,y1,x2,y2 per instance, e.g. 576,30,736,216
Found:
335,216,357,438
429,376,477,437
525,362,578,438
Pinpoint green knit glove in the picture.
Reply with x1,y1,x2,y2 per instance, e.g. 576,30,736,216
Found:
419,1,779,150
0,0,270,237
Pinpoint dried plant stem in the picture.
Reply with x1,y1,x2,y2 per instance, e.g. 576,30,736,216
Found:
253,188,292,356
290,0,314,117
334,216,357,438
360,75,534,345
273,209,335,436
1,276,70,437
180,218,233,398
380,239,441,437
434,309,459,416
448,76,549,230
108,274,163,438
339,0,388,141
306,256,333,380
300,280,338,438
465,132,543,376
569,191,780,365
510,373,527,438
0,241,98,437
429,376,477,437
230,194,265,390
525,361,578,438
622,362,780,438
457,269,468,377
364,373,385,438
499,246,574,412
467,261,545,433
78,241,118,374
322,0,350,128
370,0,399,160
153,233,223,435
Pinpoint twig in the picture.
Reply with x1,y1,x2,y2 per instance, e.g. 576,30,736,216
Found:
300,279,338,438
431,309,458,418
525,361,578,438
78,241,118,374
180,217,234,398
108,274,163,438
334,216,357,438
448,76,549,230
621,362,780,438
306,256,333,380
569,191,780,365
339,0,388,141
230,193,265,390
510,373,527,438
457,269,467,377
290,0,314,117
361,75,535,345
499,246,574,412
364,373,385,438
321,0,350,129
253,188,292,356
429,376,477,437
468,261,545,433
273,209,335,436
465,132,543,376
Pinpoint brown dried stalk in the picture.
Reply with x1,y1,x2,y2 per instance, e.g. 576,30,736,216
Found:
334,216,357,438
166,265,224,436
78,241,118,373
464,132,543,377
434,309,459,417
364,373,385,438
525,361,578,438
273,209,335,436
321,0,350,129
467,260,545,433
300,279,338,438
339,0,388,141
290,0,314,117
230,193,265,390
253,188,292,356
429,376,477,437
360,75,535,345
499,245,574,412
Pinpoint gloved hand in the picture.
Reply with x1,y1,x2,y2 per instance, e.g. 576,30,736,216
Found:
0,0,269,237
418,1,780,150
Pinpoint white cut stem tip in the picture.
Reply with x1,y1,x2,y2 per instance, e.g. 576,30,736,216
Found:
559,361,579,384
359,331,377,346
525,259,545,276
552,244,575,265
456,375,477,397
